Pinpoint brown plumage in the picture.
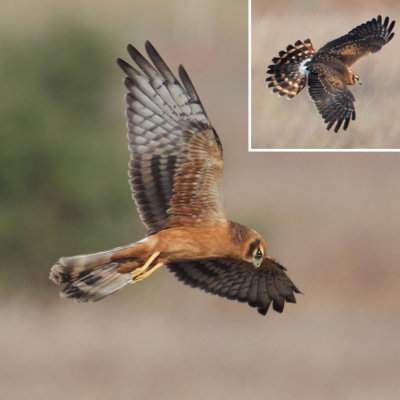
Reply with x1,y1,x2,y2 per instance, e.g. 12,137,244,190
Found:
266,15,395,132
50,41,300,316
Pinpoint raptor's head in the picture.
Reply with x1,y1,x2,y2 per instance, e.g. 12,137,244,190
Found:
245,234,267,268
229,222,267,268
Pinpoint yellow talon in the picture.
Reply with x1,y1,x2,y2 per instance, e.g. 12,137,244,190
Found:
130,251,161,283
141,250,160,270
130,262,164,283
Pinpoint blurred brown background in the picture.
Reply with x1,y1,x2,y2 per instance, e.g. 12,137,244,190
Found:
1,0,400,399
252,0,400,148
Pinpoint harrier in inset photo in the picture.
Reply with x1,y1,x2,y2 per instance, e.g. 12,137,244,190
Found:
266,15,395,132
50,41,300,316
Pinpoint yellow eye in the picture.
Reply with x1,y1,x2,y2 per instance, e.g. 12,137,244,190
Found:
255,249,262,259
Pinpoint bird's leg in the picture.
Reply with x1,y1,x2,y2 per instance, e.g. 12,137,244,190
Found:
130,262,164,283
129,250,161,283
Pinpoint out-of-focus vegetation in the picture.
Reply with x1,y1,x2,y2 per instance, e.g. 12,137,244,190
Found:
0,22,142,293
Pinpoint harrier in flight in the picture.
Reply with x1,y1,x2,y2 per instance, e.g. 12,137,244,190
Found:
266,15,395,132
50,41,300,315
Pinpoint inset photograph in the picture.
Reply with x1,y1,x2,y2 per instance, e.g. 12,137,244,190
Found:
251,1,400,149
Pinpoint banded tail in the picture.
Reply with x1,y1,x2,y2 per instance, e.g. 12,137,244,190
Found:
266,39,315,99
49,244,136,302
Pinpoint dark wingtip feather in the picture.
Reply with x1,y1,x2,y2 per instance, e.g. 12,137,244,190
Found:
127,43,141,60
326,120,334,131
343,118,350,131
116,58,131,73
334,119,344,133
123,76,133,89
383,16,388,27
178,64,199,101
144,40,163,64
144,40,155,54
144,41,177,83
388,20,395,34
248,300,258,308
285,293,297,304
272,298,285,313
257,306,269,316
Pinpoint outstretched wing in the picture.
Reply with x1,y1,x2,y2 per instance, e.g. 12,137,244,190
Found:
117,41,226,235
317,15,395,66
307,64,356,132
167,257,300,316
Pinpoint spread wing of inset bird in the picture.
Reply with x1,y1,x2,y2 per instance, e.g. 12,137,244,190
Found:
266,15,395,132
49,41,300,316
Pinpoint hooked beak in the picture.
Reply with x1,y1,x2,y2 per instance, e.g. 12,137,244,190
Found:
252,257,262,268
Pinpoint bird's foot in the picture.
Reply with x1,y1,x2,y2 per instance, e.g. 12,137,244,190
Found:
130,251,162,283
130,262,164,283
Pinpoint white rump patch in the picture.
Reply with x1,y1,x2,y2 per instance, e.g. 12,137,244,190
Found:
299,58,312,76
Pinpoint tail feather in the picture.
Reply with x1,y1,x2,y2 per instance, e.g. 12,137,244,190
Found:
60,263,130,302
266,38,315,99
49,244,135,302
